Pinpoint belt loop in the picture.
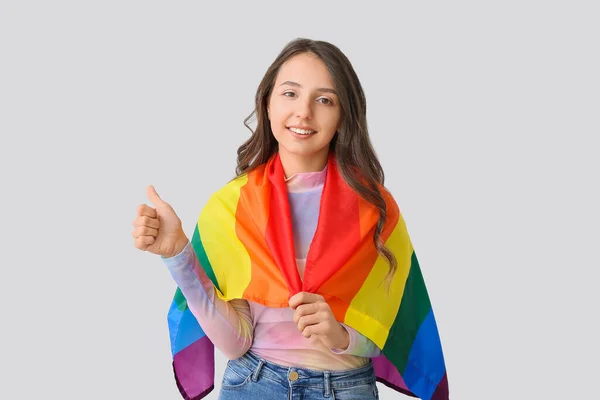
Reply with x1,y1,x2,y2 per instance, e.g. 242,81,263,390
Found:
251,359,265,382
324,371,331,398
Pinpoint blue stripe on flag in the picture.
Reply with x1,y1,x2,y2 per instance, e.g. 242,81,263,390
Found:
167,299,206,356
403,309,446,400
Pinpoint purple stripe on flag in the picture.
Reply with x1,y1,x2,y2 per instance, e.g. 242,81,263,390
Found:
172,336,215,399
431,372,449,400
373,355,419,397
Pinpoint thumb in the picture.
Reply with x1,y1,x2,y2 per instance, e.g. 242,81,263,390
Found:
146,185,167,207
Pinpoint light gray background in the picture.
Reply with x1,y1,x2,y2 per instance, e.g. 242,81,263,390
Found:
1,1,598,399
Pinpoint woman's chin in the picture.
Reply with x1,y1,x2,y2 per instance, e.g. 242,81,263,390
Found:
278,143,329,159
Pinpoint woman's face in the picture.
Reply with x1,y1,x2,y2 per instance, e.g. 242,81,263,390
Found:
267,52,342,167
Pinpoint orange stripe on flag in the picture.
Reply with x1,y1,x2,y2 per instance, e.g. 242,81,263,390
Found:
239,166,290,307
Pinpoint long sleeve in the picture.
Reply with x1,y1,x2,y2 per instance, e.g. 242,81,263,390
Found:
162,241,254,360
330,323,382,358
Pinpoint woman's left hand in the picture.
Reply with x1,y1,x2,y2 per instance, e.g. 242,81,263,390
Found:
289,292,350,350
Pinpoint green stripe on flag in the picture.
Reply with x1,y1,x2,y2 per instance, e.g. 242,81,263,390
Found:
383,251,432,373
191,224,221,293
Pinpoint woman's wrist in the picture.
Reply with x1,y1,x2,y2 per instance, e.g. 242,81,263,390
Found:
165,235,190,259
335,323,350,350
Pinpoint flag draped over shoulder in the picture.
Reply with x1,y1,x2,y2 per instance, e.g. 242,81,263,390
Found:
167,153,449,399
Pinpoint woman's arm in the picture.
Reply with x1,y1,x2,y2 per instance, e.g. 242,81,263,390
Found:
162,242,253,359
330,324,382,358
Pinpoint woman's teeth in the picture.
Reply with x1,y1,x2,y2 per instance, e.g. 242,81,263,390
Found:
289,127,316,135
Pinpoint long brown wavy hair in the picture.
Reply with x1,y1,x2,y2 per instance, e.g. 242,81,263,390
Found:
236,38,398,280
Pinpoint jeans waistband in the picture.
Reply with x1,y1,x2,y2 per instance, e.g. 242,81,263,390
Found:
231,350,376,392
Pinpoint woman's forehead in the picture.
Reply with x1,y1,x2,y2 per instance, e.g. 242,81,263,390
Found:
275,53,335,89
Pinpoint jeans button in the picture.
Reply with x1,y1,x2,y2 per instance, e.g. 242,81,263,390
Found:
288,370,299,381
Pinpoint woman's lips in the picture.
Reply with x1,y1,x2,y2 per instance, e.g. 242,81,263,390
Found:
287,127,317,138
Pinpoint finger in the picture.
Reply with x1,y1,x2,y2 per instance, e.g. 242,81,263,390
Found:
132,225,158,238
132,215,160,230
137,204,157,218
134,235,155,249
297,313,322,332
289,292,325,309
293,303,320,324
146,185,167,207
294,302,330,323
302,321,331,338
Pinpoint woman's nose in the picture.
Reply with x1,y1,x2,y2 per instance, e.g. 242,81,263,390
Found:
295,99,313,119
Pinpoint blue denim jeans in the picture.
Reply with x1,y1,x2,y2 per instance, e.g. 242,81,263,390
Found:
218,351,379,400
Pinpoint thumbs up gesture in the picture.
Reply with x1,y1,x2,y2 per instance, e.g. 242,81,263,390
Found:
132,185,189,258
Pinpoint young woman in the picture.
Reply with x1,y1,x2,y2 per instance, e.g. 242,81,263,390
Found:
132,38,448,400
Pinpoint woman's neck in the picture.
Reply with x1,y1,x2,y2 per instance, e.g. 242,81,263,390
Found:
278,148,329,179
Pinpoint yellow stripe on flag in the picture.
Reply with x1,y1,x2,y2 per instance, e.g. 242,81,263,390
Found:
344,217,414,348
199,175,252,300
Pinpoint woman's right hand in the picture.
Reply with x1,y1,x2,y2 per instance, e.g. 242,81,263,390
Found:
132,185,189,258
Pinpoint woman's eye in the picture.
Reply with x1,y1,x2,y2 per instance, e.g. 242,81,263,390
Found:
317,97,332,105
283,92,296,98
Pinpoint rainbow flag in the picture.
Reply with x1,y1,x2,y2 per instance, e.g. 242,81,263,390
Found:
167,153,449,399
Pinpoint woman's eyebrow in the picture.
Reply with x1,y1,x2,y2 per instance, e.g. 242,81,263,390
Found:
280,80,338,95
